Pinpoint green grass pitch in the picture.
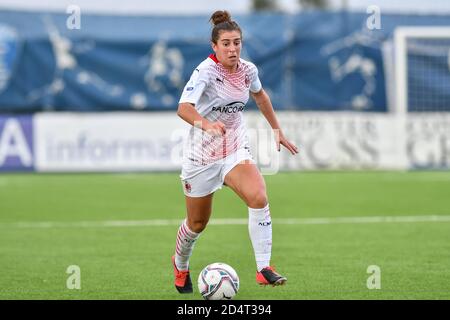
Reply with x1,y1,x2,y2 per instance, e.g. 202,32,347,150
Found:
0,171,449,299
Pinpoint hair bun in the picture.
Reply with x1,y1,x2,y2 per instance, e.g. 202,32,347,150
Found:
210,10,231,26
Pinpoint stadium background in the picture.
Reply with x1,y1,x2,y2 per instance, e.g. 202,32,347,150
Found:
0,0,449,300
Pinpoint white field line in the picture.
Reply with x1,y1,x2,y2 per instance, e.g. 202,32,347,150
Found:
1,215,450,229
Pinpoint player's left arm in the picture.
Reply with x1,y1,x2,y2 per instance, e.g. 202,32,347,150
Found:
251,89,299,155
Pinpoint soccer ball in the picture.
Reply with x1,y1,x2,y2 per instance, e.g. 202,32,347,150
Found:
198,262,239,300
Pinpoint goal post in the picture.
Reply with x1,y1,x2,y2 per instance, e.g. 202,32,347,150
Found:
394,26,450,115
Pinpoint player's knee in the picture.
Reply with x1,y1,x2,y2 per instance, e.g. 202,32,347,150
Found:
188,218,208,233
247,190,268,209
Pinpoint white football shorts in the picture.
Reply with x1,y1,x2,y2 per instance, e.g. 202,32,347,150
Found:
180,147,255,197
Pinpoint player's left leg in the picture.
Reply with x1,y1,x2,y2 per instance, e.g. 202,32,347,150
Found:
224,162,287,286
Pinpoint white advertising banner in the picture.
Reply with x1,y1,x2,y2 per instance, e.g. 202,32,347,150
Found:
34,113,188,171
406,113,450,169
32,112,450,172
247,112,405,170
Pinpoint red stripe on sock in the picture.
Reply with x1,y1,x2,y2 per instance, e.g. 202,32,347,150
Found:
179,225,188,238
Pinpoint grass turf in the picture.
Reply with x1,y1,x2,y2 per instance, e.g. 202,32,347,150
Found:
0,171,449,299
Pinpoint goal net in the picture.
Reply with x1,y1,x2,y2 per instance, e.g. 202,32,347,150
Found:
394,27,450,113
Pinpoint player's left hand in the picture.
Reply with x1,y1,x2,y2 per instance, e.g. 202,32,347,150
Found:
275,130,299,155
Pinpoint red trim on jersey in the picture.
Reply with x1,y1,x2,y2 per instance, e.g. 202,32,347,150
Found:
208,53,219,63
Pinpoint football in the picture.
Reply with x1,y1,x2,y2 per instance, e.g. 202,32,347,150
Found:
198,263,240,300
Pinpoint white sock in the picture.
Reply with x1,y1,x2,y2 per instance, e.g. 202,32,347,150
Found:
174,219,200,271
248,204,272,272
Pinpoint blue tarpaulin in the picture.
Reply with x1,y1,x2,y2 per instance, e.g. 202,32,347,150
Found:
0,10,449,112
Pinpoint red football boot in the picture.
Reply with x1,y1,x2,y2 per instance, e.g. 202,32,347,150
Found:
172,255,193,293
256,266,287,286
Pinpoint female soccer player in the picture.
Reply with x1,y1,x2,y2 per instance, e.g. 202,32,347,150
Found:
172,10,299,293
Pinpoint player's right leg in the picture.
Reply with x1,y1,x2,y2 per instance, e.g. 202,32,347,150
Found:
173,193,214,293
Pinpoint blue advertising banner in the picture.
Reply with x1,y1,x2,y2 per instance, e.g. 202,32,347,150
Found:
0,116,34,171
0,10,449,112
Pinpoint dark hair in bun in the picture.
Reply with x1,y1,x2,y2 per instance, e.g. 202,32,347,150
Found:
209,10,242,44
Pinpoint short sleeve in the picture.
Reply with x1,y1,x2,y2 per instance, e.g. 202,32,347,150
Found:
179,68,209,106
250,65,262,93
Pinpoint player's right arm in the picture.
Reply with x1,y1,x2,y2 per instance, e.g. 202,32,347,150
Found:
177,103,226,136
178,65,225,136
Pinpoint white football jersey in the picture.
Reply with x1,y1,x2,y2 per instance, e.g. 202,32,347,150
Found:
179,54,262,165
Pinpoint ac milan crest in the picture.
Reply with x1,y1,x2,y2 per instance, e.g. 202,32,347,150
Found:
244,74,250,88
184,181,192,193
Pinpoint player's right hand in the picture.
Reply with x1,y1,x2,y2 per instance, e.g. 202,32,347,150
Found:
205,121,226,136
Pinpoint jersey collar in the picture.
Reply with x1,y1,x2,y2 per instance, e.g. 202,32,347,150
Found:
209,53,240,71
208,53,219,63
